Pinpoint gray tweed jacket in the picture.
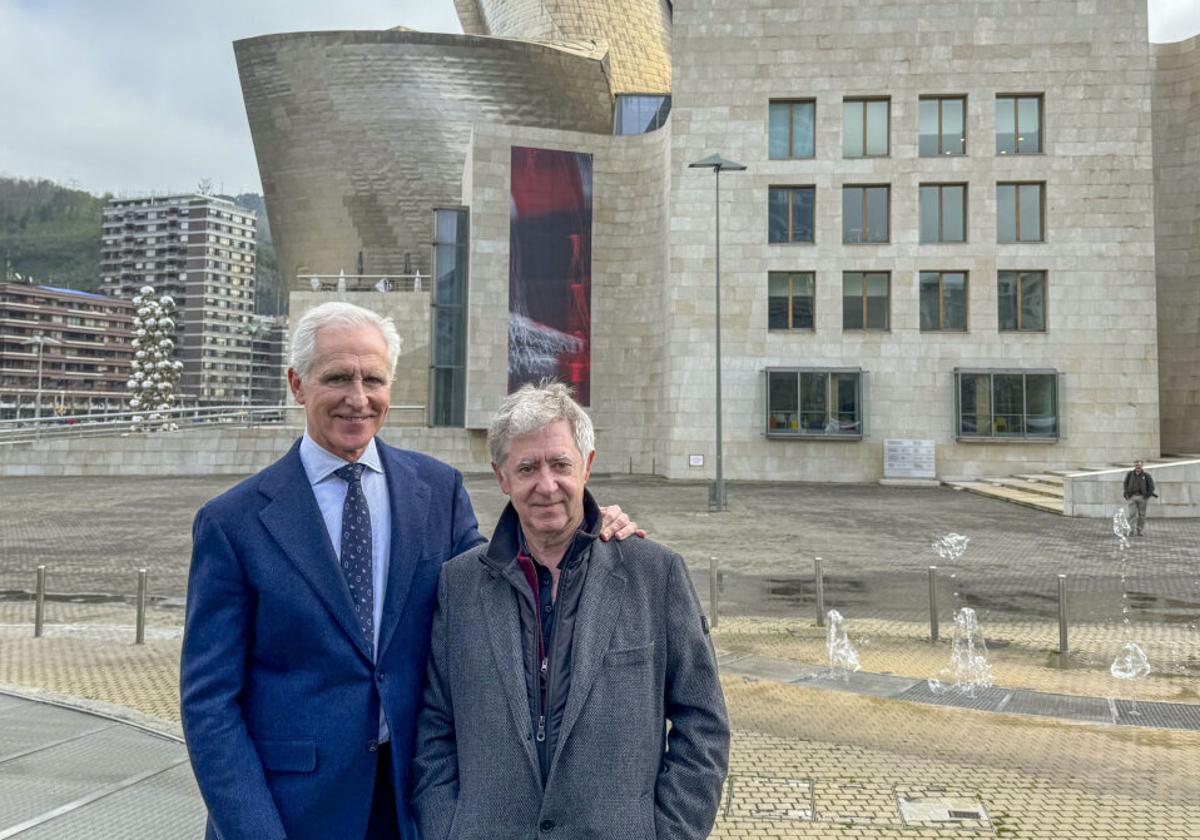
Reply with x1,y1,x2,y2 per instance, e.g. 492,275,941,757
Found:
411,532,730,840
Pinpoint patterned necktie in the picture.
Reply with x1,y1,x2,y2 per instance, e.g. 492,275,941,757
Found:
335,462,374,644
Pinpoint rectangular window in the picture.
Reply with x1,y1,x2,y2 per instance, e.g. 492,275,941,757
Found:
769,186,815,243
614,94,671,135
842,271,890,330
997,270,1046,331
919,271,968,331
430,207,469,427
997,182,1044,242
956,370,1059,439
996,94,1043,154
843,98,889,157
843,185,889,243
919,183,967,243
768,272,815,330
766,368,863,437
769,100,816,159
919,96,966,156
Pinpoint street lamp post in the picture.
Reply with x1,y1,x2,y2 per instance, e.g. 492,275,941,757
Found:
689,153,746,512
20,333,63,424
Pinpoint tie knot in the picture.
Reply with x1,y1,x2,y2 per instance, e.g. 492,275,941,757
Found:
335,462,366,485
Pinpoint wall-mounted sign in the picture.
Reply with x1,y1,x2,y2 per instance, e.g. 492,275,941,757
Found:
884,439,936,479
689,454,704,467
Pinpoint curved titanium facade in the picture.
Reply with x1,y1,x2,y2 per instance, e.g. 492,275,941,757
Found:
235,30,613,289
1152,35,1200,452
453,0,672,94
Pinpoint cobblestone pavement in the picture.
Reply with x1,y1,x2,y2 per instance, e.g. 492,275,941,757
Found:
2,473,1200,837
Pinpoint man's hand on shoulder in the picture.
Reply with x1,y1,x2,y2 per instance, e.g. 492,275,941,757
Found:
598,504,646,541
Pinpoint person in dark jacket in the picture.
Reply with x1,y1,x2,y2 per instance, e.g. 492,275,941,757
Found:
1123,460,1157,536
412,382,729,840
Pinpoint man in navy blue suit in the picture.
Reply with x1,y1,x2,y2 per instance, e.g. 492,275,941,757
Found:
181,302,636,839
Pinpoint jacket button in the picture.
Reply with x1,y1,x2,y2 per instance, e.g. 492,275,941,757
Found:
367,739,378,753
539,819,555,831
376,671,385,683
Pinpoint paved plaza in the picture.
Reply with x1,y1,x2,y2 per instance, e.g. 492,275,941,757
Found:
0,473,1198,837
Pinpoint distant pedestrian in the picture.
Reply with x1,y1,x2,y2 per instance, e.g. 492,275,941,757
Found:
1123,460,1157,536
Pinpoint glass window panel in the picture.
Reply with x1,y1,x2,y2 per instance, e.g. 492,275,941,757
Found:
919,186,940,242
919,273,940,330
942,98,965,154
866,100,888,155
865,273,889,329
435,210,459,244
996,97,1016,154
997,272,1018,331
943,185,965,242
992,374,1025,435
1020,272,1046,331
959,373,991,436
768,273,789,329
799,371,828,431
866,187,888,242
843,188,863,242
434,307,463,366
793,188,815,242
997,184,1016,242
768,103,790,159
792,102,815,157
1018,97,1041,153
943,273,967,330
435,244,460,303
843,273,864,329
768,371,798,430
768,188,789,243
843,101,864,157
1019,184,1042,241
833,373,860,432
1025,374,1057,436
918,100,939,157
792,273,814,329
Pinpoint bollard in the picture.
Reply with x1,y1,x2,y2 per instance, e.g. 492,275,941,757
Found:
1057,574,1068,654
34,565,46,638
135,569,148,645
928,565,939,642
814,557,825,627
708,555,719,630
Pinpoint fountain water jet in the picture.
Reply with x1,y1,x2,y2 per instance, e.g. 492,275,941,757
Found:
825,610,861,681
929,607,993,697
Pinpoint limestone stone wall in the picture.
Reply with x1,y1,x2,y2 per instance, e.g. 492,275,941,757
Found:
665,0,1160,482
1152,36,1200,455
289,290,432,412
463,122,670,474
235,31,613,289
1064,460,1200,518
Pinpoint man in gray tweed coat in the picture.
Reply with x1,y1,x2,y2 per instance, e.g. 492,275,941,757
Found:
412,382,729,840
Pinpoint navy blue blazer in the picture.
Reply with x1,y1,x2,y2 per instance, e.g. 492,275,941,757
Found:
181,437,483,839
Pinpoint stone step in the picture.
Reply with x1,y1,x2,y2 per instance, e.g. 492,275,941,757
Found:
946,481,1065,515
1014,472,1065,487
983,477,1065,499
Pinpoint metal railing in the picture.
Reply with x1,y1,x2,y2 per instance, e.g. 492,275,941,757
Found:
298,273,426,293
0,403,293,445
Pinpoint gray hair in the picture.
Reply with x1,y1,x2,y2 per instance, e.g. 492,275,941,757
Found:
290,302,401,380
488,381,595,467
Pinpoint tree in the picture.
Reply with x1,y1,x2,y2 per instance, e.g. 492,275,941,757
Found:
127,286,183,431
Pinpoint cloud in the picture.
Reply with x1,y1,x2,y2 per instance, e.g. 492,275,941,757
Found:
0,0,462,195
1149,0,1200,43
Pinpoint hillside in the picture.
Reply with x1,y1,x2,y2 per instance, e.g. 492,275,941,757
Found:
0,178,282,314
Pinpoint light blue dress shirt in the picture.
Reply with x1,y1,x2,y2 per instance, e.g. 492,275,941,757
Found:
299,432,392,740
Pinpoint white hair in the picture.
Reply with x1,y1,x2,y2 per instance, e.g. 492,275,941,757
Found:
488,381,594,467
290,302,401,379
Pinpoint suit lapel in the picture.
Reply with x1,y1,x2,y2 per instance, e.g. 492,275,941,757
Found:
258,444,373,663
377,443,431,658
551,541,626,769
481,572,542,781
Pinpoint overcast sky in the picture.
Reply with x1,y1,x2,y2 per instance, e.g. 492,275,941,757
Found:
0,0,1196,197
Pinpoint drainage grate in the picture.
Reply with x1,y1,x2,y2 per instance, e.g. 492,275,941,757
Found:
896,683,1011,712
1111,699,1200,730
1003,690,1113,724
897,787,991,830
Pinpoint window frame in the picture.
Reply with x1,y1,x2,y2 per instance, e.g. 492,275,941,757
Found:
919,270,969,332
765,366,864,440
842,184,890,244
918,95,967,156
768,99,816,160
954,368,1060,441
768,185,817,244
997,270,1048,332
767,271,816,331
842,97,891,158
996,93,1044,155
919,182,968,243
842,271,891,331
996,181,1045,243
